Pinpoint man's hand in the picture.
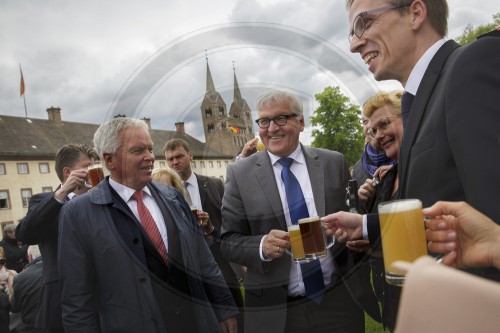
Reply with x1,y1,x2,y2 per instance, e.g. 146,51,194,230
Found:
262,229,290,259
240,138,259,158
54,168,90,201
322,211,363,242
220,316,237,333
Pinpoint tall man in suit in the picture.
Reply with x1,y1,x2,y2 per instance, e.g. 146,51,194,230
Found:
163,138,245,331
58,118,238,333
221,90,380,333
330,0,500,280
16,144,96,332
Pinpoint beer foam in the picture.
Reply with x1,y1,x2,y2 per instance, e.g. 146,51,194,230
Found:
298,216,320,224
378,199,422,214
288,224,300,231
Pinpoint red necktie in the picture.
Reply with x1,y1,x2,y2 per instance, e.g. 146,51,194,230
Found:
132,190,168,264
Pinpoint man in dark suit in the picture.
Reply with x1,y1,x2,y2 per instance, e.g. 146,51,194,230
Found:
58,117,237,333
16,144,96,332
221,90,380,333
163,139,245,331
331,0,500,280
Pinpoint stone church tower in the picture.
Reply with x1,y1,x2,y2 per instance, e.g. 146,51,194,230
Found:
200,60,254,157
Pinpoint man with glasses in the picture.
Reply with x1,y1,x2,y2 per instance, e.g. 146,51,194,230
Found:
333,0,500,283
221,90,380,333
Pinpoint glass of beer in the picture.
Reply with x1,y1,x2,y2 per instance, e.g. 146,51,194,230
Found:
378,199,428,286
298,216,334,260
256,141,265,152
286,224,310,263
190,205,199,221
87,161,104,188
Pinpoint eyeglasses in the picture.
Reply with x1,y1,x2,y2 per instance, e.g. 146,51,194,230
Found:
348,3,408,42
359,118,369,126
367,117,398,139
255,114,297,129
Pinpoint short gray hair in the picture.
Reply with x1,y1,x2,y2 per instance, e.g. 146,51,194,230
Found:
255,90,303,118
93,117,149,161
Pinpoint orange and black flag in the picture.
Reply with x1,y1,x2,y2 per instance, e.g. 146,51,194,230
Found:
19,65,25,97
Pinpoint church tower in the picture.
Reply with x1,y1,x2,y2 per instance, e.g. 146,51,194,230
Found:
200,58,254,157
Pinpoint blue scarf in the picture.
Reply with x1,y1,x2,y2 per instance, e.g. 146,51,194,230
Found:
361,143,396,177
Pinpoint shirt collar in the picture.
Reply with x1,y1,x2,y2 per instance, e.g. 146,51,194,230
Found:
109,177,152,202
267,143,305,166
405,39,446,95
184,172,197,187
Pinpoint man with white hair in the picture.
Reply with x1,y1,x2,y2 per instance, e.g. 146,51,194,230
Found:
58,117,238,333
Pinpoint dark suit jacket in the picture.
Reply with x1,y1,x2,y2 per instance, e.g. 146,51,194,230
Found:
195,174,244,297
368,37,500,281
221,144,380,332
16,191,64,330
58,178,238,333
10,258,50,333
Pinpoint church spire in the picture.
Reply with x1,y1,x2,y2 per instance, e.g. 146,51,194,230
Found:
233,61,242,101
205,51,216,95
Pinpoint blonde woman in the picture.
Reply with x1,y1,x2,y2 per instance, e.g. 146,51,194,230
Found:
151,167,186,196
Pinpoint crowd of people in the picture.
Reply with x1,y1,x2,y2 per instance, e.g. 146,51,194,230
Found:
1,0,499,332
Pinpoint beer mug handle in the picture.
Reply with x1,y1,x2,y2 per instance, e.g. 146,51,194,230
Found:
322,221,335,249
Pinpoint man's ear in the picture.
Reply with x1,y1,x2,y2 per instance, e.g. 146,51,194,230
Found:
408,0,427,31
62,166,72,181
103,153,114,170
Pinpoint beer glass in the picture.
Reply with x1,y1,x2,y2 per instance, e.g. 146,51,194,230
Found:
298,216,334,260
286,224,310,263
190,205,199,221
87,161,104,188
378,199,428,285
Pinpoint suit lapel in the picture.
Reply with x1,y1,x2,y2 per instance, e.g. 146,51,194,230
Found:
302,145,325,217
196,174,209,209
399,40,460,193
254,152,288,230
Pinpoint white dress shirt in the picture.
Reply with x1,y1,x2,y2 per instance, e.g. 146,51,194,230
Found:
183,173,203,211
260,144,335,296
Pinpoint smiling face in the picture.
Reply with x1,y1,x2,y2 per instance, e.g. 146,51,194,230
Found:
348,0,415,85
368,106,403,160
258,100,304,157
105,125,155,190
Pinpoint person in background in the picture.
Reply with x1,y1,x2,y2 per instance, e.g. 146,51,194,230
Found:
0,225,28,273
221,90,380,333
16,144,96,333
10,245,49,333
0,246,16,333
151,168,186,197
324,90,404,332
163,139,245,332
425,201,500,270
58,117,237,333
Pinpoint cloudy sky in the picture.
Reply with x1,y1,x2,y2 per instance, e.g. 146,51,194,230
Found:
1,0,497,144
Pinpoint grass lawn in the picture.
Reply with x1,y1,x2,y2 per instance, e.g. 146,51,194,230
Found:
365,312,385,333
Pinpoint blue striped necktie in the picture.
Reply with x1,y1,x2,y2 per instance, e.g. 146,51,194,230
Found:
279,158,325,303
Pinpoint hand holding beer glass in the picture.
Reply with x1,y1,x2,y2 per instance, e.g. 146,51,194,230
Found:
378,199,428,285
287,216,334,263
87,161,104,188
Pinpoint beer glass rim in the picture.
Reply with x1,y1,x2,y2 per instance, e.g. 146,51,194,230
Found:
378,199,422,213
298,216,320,224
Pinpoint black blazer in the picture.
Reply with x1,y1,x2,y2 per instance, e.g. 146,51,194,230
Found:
367,38,500,281
16,191,65,330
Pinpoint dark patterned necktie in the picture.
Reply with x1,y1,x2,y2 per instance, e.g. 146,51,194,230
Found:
278,158,325,303
132,190,168,264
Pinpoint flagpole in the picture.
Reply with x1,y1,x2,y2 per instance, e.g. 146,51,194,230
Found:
19,63,28,118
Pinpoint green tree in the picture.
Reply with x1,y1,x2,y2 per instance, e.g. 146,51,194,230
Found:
456,12,500,45
310,86,364,167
